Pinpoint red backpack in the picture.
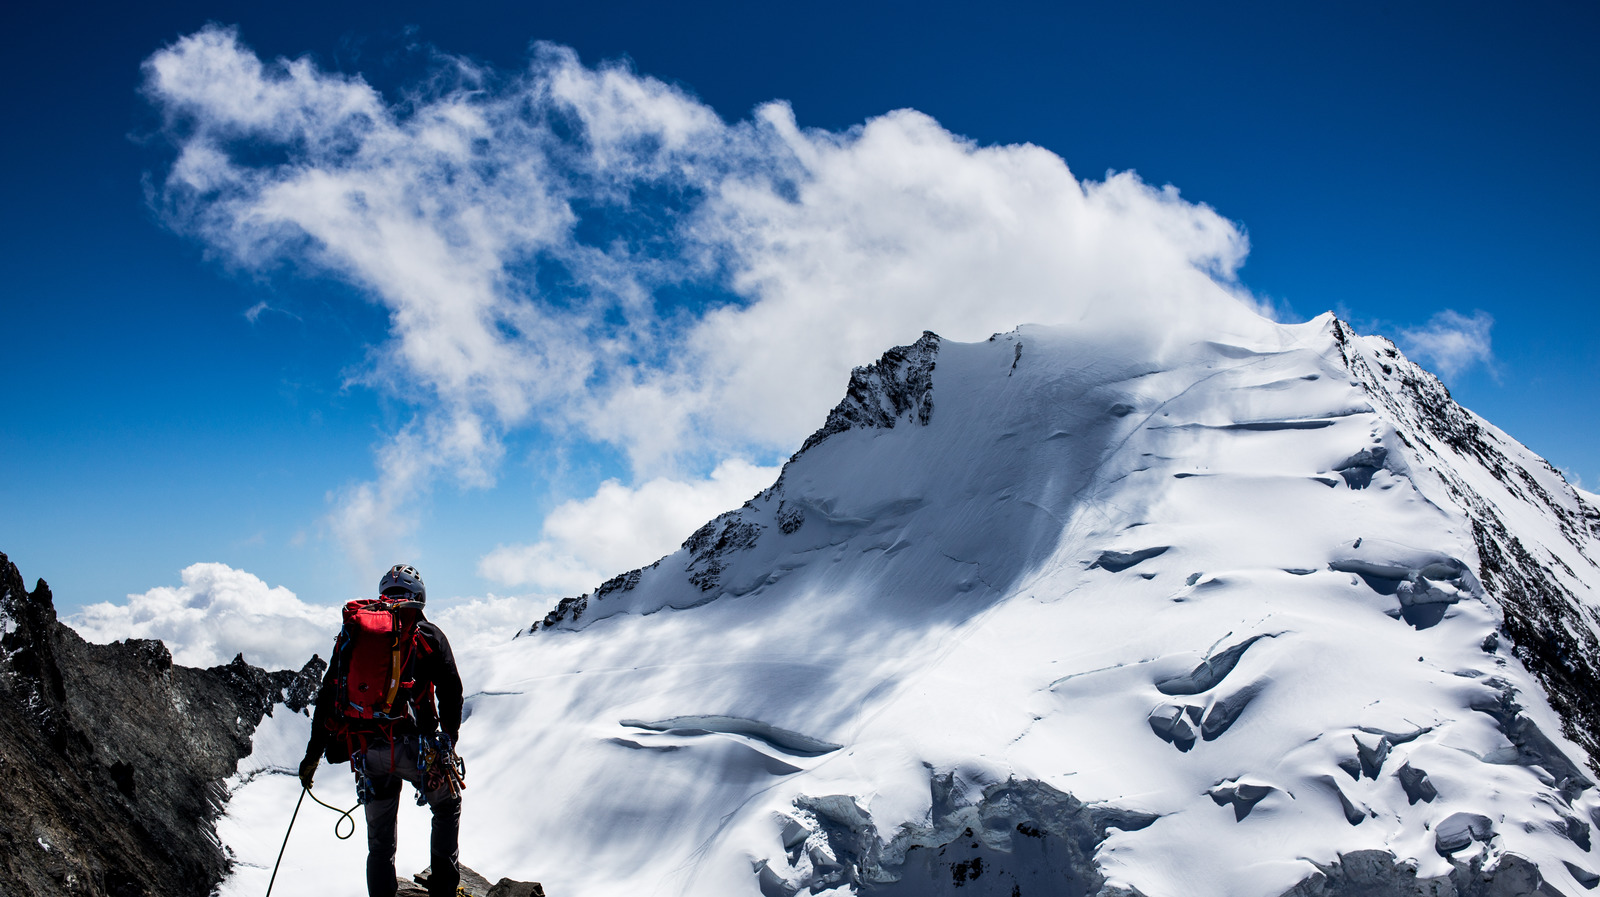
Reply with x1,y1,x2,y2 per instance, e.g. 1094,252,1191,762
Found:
327,598,436,747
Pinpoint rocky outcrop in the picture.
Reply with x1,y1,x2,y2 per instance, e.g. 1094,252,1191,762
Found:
0,551,323,897
794,331,940,458
400,864,546,896
527,331,943,633
526,562,656,632
683,512,765,592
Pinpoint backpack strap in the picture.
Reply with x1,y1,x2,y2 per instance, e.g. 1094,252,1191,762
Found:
377,611,428,718
381,613,406,712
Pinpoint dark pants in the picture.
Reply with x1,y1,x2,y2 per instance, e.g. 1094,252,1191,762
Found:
361,737,462,897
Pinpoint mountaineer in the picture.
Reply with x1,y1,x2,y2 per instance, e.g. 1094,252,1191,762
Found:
299,564,466,897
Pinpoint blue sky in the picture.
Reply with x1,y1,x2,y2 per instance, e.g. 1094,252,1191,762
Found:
3,0,1596,618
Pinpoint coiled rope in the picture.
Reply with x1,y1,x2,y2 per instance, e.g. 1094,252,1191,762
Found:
265,783,359,897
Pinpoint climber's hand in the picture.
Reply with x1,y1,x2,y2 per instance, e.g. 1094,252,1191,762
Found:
298,755,318,791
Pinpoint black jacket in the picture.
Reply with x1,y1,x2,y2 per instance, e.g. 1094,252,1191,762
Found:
303,617,463,763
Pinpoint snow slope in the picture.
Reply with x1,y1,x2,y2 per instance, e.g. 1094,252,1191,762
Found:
219,314,1600,897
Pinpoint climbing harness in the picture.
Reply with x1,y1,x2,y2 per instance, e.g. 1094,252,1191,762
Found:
264,782,359,897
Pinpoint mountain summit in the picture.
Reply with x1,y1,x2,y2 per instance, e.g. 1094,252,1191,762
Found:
226,314,1600,897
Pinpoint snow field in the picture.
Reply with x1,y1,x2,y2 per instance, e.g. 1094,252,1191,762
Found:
217,315,1600,896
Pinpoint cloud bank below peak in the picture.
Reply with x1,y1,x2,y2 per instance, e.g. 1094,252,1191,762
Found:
479,457,782,592
65,562,540,670
67,563,336,670
143,26,1268,571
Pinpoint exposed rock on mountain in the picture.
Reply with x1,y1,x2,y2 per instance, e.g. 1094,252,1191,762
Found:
529,331,942,632
399,864,545,896
0,551,322,897
795,330,941,457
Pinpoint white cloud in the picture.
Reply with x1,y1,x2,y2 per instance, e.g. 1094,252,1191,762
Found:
64,561,545,670
243,300,300,324
143,27,1265,570
65,563,337,671
480,458,781,592
617,106,1257,466
426,593,544,651
1399,309,1494,380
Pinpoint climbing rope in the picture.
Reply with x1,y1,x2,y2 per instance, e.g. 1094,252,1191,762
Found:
264,783,359,897
307,785,361,839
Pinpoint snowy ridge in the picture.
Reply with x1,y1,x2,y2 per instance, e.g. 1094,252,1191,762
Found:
1332,319,1600,775
529,331,942,631
221,315,1600,897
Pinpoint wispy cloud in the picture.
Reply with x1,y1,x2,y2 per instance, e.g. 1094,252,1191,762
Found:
243,299,301,324
143,26,1265,581
1399,309,1495,380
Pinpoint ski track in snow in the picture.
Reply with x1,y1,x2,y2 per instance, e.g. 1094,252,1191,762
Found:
217,316,1600,897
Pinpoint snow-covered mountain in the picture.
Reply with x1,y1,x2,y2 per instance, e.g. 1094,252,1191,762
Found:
227,313,1600,897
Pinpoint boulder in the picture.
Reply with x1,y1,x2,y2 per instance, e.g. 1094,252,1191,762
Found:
407,864,542,897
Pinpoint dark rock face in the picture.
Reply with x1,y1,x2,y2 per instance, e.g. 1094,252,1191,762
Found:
525,562,656,633
1471,513,1600,773
487,881,548,897
683,513,765,592
1333,320,1600,776
525,331,943,634
400,864,545,897
528,503,768,628
0,551,324,897
795,331,940,458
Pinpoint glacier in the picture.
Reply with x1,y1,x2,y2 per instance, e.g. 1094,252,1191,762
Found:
220,312,1600,897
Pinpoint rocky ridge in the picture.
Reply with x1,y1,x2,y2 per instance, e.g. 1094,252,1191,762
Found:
526,331,942,632
793,330,940,458
0,551,323,897
1332,320,1600,775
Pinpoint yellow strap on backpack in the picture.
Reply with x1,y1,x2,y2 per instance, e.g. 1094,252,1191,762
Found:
382,618,404,711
